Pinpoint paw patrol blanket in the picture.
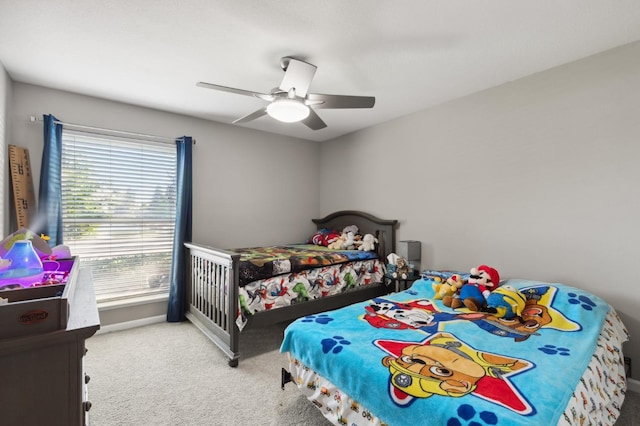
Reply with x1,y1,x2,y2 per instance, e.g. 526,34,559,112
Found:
280,277,620,426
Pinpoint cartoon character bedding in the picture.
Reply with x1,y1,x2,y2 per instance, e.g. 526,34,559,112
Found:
234,245,384,322
280,274,629,426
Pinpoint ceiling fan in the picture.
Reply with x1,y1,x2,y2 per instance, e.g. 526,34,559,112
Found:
196,57,375,130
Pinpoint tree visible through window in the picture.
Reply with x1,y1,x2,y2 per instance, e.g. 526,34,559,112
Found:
61,130,176,302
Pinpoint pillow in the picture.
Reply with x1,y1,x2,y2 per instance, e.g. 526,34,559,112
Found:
421,269,470,282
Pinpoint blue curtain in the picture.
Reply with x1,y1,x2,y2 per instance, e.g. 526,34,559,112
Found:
38,114,63,246
167,136,193,322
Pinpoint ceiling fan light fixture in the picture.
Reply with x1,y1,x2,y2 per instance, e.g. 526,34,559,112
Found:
266,99,310,123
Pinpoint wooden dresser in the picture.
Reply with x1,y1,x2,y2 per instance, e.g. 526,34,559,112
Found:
0,268,100,426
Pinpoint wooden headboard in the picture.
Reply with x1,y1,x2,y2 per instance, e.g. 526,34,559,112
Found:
312,210,398,261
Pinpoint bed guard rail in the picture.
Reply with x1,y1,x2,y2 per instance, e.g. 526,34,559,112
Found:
184,242,241,364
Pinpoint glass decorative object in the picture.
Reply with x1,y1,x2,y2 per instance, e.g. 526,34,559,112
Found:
0,240,45,288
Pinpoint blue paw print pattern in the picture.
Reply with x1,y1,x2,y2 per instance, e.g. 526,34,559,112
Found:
321,335,351,354
447,404,498,426
301,313,334,325
567,292,596,311
539,344,571,356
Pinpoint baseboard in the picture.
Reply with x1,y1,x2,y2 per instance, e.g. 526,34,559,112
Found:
628,378,640,394
97,314,166,335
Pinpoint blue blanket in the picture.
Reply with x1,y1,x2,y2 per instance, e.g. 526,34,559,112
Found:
280,277,610,426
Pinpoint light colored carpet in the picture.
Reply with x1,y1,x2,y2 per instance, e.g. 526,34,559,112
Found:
85,321,639,426
85,320,328,426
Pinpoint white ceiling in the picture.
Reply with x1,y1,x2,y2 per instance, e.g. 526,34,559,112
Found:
1,1,640,142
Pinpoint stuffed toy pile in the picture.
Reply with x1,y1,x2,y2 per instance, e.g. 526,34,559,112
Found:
311,225,378,252
442,265,500,311
311,229,341,246
438,265,529,320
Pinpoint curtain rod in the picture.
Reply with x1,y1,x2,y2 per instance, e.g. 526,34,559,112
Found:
29,115,195,144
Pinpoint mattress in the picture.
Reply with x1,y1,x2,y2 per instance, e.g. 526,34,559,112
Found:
281,277,629,426
231,244,379,287
239,258,385,316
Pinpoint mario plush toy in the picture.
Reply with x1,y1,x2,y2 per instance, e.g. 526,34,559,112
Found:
443,265,500,311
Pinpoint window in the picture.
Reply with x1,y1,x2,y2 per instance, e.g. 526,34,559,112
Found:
61,130,176,302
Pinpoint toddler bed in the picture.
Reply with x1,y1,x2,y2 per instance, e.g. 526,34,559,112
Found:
280,272,629,426
184,210,397,366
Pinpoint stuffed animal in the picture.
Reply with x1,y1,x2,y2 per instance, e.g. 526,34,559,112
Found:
358,233,378,251
431,276,445,296
434,274,464,300
392,257,411,279
443,265,499,311
484,285,526,319
460,265,500,311
342,225,359,236
342,231,356,250
311,229,341,247
328,234,347,250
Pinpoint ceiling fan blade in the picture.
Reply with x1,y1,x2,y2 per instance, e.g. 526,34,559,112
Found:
306,93,375,109
232,107,268,124
196,82,271,99
301,108,327,130
278,58,317,97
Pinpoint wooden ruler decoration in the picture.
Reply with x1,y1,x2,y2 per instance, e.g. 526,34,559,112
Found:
8,145,37,228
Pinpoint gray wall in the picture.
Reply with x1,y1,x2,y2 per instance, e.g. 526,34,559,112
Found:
320,41,640,379
8,83,320,326
10,83,321,246
0,63,11,235
5,41,639,379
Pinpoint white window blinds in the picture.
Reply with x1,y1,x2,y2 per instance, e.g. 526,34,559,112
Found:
61,130,177,302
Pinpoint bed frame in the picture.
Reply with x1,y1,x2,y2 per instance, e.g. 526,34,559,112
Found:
184,210,398,367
